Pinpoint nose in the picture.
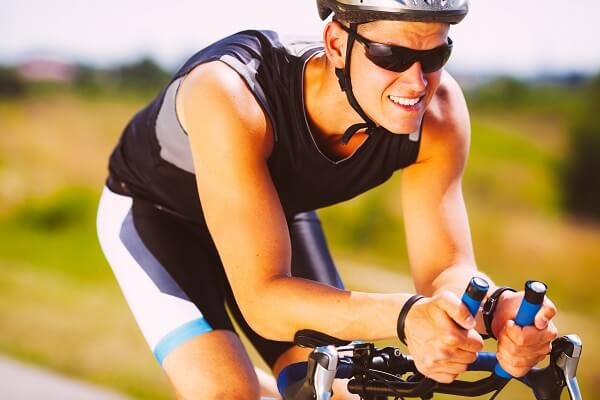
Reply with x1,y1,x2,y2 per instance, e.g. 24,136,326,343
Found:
396,61,427,93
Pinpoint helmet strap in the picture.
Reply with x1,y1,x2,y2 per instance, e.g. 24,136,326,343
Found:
335,23,378,144
335,22,381,144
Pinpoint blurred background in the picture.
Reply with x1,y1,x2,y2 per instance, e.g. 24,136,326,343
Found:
1,1,599,399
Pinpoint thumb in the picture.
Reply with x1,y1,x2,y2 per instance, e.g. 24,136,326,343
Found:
535,300,557,330
438,292,476,330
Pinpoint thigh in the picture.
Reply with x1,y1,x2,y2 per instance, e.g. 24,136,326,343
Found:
227,210,345,370
97,187,234,361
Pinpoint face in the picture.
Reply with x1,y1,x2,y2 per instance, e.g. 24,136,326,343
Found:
341,20,450,134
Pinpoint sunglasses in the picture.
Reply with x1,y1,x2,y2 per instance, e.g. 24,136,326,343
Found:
337,22,453,73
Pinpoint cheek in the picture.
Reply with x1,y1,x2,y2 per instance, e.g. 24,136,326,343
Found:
425,71,442,91
350,58,397,101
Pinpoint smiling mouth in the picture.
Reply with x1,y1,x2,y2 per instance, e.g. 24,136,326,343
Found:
388,95,423,107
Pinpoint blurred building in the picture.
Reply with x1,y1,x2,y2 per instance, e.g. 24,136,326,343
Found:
17,57,77,83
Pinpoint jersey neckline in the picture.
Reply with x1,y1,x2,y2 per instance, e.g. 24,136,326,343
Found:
299,49,374,166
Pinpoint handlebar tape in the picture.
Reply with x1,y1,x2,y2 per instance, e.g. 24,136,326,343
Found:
494,280,547,379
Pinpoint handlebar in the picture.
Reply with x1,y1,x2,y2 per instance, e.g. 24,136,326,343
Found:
278,279,583,400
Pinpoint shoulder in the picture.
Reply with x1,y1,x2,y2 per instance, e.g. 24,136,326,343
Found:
416,71,470,166
176,60,274,158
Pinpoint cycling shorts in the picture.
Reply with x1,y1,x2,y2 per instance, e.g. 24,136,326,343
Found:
96,186,344,368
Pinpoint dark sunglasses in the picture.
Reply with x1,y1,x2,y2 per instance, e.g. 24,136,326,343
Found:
337,22,453,73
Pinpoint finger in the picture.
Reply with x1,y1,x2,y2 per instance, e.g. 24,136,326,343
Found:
417,361,469,383
427,372,458,384
535,298,557,330
436,291,475,330
443,348,479,365
461,328,485,352
503,320,557,347
498,336,552,360
428,359,473,377
498,321,554,359
496,350,546,377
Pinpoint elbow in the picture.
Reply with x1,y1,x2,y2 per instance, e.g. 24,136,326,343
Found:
234,279,293,341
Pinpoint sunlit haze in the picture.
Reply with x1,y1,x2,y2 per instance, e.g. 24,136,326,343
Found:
2,0,600,76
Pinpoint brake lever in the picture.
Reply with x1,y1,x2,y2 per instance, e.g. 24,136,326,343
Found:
311,346,339,400
554,335,583,400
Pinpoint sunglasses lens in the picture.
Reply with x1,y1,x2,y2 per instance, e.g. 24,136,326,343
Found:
364,43,412,72
420,47,452,73
365,42,451,73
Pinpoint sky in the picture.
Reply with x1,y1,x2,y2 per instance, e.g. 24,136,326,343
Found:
2,1,600,76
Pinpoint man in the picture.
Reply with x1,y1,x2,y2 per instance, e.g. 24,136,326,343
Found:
97,1,557,398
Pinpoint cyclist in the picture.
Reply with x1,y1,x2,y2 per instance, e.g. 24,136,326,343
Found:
97,1,558,398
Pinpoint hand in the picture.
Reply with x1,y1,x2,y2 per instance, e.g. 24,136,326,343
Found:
491,290,558,377
404,291,484,383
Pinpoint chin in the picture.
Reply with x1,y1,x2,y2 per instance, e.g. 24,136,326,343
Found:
383,118,422,135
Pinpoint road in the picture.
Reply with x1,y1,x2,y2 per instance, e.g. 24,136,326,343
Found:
0,263,410,400
0,355,131,400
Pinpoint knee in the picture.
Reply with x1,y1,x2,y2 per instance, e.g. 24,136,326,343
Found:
168,367,261,400
161,332,262,400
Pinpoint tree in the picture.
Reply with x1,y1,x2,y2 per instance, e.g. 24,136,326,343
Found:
0,66,26,98
562,73,600,220
113,58,170,94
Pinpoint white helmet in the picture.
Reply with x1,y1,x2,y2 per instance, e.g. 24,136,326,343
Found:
317,0,469,24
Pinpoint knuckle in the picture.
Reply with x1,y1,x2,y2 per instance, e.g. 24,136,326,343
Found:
444,333,461,347
433,347,451,361
514,334,527,347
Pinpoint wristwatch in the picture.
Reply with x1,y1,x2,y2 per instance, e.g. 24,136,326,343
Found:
482,287,516,340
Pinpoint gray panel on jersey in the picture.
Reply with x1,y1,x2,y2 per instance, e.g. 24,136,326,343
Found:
156,55,277,173
119,210,190,300
155,78,195,173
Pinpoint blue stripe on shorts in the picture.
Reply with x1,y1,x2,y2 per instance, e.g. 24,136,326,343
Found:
154,318,213,364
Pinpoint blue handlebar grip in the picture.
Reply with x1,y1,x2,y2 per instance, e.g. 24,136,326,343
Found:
461,277,489,317
494,280,547,379
514,281,547,326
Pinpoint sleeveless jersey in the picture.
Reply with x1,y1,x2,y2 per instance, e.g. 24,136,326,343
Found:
107,30,422,225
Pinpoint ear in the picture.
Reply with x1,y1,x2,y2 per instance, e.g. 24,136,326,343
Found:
322,20,347,69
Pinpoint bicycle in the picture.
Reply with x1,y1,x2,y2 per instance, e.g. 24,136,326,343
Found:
276,278,583,400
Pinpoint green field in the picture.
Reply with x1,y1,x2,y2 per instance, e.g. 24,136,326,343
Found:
0,84,598,399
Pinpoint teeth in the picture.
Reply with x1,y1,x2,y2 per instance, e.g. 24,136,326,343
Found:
389,95,421,106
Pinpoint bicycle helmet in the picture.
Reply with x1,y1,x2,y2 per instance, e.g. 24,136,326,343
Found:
317,0,469,24
316,0,469,143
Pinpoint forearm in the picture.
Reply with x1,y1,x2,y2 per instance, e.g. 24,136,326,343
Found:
241,276,412,342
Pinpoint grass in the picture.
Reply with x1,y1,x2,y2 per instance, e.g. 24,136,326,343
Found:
0,89,599,398
0,189,172,399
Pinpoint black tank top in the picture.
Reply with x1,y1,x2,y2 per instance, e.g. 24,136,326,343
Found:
108,30,421,224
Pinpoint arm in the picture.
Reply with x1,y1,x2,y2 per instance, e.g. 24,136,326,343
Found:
176,61,410,342
398,72,487,382
400,72,557,379
401,72,488,298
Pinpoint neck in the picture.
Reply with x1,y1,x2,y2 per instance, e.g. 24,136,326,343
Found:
304,53,365,139
303,53,371,159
